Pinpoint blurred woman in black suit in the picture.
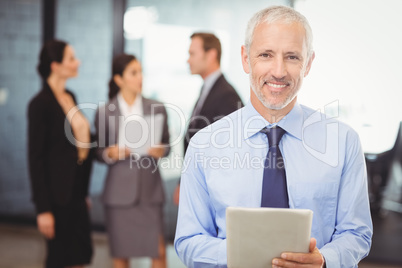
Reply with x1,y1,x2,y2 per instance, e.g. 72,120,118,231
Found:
27,40,93,268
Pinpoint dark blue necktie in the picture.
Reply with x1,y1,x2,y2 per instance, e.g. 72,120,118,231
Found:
260,126,289,208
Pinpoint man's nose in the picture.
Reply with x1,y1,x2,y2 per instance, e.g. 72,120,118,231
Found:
272,57,287,79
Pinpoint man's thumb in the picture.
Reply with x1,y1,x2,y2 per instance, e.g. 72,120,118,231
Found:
310,237,317,252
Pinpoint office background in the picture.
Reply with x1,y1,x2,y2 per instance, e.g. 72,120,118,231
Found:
1,0,402,266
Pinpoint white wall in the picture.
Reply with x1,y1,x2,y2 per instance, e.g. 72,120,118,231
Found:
295,0,402,153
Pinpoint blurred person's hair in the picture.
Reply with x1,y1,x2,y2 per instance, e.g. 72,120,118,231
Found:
191,32,222,65
108,54,137,100
245,5,314,59
37,39,68,80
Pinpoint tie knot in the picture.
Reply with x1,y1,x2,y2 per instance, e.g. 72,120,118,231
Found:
260,126,286,147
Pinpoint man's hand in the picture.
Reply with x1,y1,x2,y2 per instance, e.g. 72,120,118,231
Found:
272,238,325,268
37,212,55,240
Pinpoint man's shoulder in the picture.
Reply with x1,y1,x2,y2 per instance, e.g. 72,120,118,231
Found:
213,74,236,92
209,74,243,107
299,104,359,139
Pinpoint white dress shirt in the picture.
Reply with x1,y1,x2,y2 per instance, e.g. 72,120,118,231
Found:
102,93,143,163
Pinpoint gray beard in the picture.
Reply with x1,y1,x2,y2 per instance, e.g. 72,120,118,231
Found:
249,76,297,110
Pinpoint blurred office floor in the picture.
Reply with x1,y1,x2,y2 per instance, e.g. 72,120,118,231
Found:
1,215,402,268
0,223,186,268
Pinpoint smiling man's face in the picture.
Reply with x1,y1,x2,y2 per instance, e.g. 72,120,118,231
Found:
242,21,314,113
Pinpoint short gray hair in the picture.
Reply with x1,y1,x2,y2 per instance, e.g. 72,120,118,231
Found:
245,5,314,59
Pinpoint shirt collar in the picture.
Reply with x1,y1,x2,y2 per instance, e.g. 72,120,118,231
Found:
242,100,304,141
117,92,143,115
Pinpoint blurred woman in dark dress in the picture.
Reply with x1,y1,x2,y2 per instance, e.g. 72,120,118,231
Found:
27,39,93,268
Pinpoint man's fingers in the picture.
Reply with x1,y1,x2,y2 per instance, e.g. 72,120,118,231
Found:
279,238,317,262
280,252,309,263
272,257,305,268
278,248,324,267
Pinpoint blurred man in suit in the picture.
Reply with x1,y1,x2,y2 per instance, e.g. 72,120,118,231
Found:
173,32,243,205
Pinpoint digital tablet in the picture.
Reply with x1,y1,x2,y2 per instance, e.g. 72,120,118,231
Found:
226,207,313,268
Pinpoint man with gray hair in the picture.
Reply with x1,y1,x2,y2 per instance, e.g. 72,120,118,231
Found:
174,5,372,268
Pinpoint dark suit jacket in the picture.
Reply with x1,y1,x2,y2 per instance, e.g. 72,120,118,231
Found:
184,74,243,152
94,96,170,206
27,83,92,214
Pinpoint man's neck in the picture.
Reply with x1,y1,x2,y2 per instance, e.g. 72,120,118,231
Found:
201,65,220,80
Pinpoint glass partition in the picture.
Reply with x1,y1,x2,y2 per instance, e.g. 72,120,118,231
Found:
125,0,290,179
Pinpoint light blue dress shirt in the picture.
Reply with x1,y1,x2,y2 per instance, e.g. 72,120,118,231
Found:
174,101,373,268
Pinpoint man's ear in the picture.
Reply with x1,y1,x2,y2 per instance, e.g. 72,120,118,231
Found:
206,48,218,64
241,45,250,74
304,51,315,77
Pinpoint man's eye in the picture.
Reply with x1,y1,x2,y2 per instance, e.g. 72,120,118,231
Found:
288,55,299,60
260,53,270,58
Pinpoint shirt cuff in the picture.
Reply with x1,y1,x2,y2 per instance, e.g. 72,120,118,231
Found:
102,149,116,164
320,247,339,268
217,239,227,268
